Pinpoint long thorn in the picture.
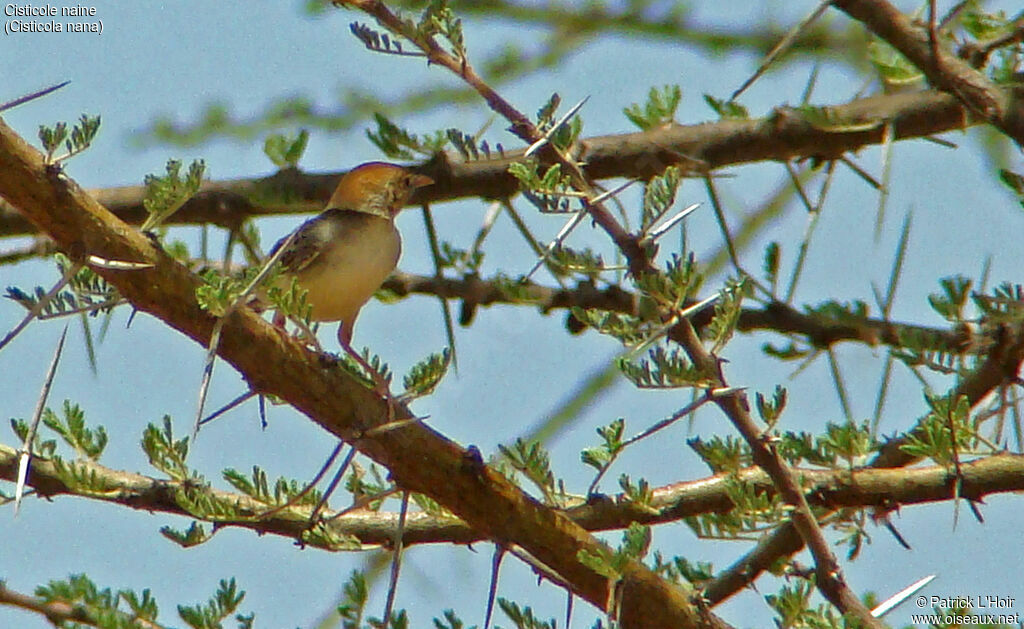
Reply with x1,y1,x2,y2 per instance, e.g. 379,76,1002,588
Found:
310,446,359,525
524,95,590,157
381,491,410,628
0,81,70,113
193,321,223,441
644,202,701,242
483,546,505,629
730,0,830,101
871,574,936,618
199,390,257,427
421,203,458,372
16,324,69,515
524,209,586,280
256,441,346,520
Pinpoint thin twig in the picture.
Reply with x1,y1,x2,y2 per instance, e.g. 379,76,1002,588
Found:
420,202,458,371
730,0,832,101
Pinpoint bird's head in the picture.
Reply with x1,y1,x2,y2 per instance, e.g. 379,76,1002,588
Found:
327,162,434,218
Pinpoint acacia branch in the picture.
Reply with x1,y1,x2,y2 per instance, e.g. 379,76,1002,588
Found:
4,441,1024,551
0,118,727,629
831,0,1024,146
380,272,983,355
0,581,167,629
672,320,884,627
702,319,1024,605
0,88,996,240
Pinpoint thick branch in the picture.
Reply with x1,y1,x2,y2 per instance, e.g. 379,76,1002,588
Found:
832,0,1024,146
0,89,991,239
0,118,727,629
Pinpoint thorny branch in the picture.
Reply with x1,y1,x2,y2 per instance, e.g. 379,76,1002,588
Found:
831,0,1024,147
0,88,999,239
3,442,1024,549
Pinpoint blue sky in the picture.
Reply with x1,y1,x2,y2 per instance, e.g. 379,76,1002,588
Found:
3,1,1024,627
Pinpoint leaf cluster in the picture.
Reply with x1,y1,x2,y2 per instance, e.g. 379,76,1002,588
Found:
497,438,566,505
38,114,100,164
617,346,713,389
34,573,159,629
141,159,206,232
177,578,252,629
685,475,787,540
263,130,309,169
624,85,681,131
222,466,322,508
576,521,652,581
401,349,451,400
5,253,122,320
367,113,447,160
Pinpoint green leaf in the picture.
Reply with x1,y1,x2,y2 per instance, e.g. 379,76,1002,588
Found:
793,104,883,133
38,114,100,163
819,420,874,464
618,474,653,507
998,169,1024,210
575,547,620,580
620,521,652,561
755,385,788,426
263,129,309,168
706,278,748,353
142,415,192,480
178,578,246,629
536,93,561,127
687,435,751,472
336,570,369,629
497,598,556,629
763,241,781,293
42,400,108,460
419,0,466,57
703,94,749,119
867,40,924,86
927,275,972,322
161,521,211,548
498,438,558,501
367,113,447,159
624,85,682,130
402,349,452,400
641,165,683,230
618,346,712,389
581,418,625,472
141,158,206,232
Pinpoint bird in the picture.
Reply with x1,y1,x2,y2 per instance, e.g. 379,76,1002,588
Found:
261,161,433,347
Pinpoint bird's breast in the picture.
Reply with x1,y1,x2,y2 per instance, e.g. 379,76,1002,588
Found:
295,215,401,323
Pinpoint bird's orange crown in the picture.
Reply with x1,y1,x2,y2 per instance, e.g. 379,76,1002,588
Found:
327,161,433,217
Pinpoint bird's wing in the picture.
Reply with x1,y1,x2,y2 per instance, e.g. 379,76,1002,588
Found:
270,210,342,273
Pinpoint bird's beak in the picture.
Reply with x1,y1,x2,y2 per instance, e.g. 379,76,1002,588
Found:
410,173,434,189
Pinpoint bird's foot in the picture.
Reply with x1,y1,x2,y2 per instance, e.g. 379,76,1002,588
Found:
337,340,391,397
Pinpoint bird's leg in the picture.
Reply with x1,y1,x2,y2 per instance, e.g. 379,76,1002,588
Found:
336,323,391,396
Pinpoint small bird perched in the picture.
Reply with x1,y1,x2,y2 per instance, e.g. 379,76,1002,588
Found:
264,162,433,346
